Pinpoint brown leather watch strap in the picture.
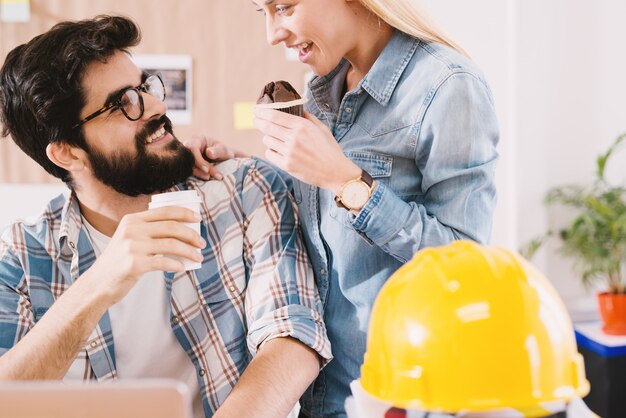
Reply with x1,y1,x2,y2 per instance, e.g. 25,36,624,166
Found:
360,170,374,188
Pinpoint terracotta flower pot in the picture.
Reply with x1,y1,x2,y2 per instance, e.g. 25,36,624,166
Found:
597,292,626,335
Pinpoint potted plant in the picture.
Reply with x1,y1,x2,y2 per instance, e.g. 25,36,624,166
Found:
523,132,626,335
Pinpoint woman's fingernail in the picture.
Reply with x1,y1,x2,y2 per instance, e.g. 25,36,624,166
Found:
202,165,210,173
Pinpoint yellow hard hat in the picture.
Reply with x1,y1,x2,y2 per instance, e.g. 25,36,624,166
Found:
360,241,589,416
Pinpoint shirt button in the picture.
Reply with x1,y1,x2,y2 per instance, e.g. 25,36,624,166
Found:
69,241,76,249
323,103,331,110
345,107,352,113
229,285,236,292
171,316,180,325
90,340,98,348
198,369,206,376
320,268,327,275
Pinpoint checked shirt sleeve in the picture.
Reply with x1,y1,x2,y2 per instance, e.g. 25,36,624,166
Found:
0,233,35,356
241,160,332,366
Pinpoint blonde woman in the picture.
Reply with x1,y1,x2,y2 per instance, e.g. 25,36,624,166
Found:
189,1,499,416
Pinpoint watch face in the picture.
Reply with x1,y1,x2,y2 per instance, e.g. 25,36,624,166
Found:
342,181,371,209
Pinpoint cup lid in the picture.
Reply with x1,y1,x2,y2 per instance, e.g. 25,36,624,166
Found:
150,190,201,205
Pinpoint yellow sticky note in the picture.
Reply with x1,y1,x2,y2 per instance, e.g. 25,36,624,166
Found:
233,102,255,130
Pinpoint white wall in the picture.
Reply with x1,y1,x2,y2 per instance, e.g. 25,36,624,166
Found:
422,0,626,321
0,184,66,230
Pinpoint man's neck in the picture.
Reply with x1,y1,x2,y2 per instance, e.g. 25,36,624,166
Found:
74,178,152,237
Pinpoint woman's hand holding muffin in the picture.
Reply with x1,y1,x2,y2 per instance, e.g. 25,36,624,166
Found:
253,106,361,195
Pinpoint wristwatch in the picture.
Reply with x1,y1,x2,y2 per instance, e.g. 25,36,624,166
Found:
335,170,374,211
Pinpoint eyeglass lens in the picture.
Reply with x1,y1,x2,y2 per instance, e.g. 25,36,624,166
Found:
120,75,165,120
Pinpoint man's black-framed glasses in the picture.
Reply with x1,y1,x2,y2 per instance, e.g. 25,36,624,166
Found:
72,73,166,129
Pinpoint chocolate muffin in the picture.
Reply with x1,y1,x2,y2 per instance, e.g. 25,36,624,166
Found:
256,80,305,116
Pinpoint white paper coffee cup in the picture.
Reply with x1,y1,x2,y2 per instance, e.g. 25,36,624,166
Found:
148,190,202,271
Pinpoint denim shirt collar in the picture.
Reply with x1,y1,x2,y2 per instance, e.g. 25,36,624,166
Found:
361,30,420,105
308,30,420,106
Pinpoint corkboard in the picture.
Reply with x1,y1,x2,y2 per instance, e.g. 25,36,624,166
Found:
0,0,308,183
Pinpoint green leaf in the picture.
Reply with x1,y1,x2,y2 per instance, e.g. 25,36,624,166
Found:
523,132,626,294
520,235,551,259
597,132,626,180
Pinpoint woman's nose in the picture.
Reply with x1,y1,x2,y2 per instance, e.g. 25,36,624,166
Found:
265,16,288,46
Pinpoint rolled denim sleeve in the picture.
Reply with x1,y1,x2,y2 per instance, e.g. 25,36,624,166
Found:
241,161,332,366
351,71,499,263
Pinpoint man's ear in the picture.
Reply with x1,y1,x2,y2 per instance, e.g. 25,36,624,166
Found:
45,142,86,172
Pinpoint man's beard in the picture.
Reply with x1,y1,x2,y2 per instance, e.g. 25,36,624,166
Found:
84,115,195,197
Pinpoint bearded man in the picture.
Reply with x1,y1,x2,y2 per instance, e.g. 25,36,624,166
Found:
0,15,330,418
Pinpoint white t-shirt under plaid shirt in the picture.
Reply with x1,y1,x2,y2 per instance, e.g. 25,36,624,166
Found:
77,216,204,418
0,157,332,418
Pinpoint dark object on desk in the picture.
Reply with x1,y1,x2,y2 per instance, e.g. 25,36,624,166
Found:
576,323,626,418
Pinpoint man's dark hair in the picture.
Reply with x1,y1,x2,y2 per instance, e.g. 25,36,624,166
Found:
0,15,141,182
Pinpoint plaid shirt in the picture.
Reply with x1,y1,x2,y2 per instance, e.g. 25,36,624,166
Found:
0,157,331,417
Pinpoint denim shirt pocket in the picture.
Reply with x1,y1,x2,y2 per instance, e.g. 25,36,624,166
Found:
347,152,393,180
329,152,393,225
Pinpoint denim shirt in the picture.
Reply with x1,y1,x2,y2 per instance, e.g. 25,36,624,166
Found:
296,31,499,417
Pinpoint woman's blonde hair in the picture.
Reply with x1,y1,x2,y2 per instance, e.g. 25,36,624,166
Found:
359,0,468,56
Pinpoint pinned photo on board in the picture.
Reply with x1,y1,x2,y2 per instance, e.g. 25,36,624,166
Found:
132,54,192,125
